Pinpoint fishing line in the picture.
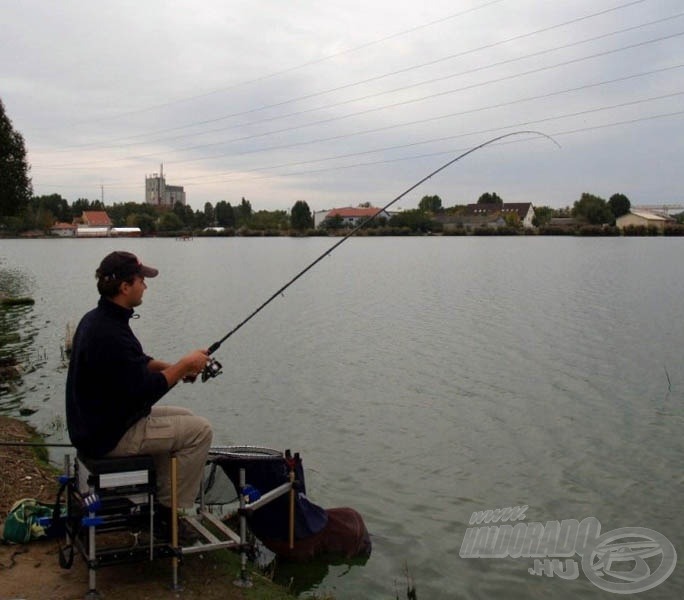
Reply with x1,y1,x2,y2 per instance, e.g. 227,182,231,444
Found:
0,441,73,447
202,130,560,378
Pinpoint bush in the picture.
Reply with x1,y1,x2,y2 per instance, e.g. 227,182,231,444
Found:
622,225,661,236
622,225,647,236
305,228,328,237
537,225,578,236
578,225,605,236
472,226,521,236
472,227,497,236
198,228,236,237
664,225,684,236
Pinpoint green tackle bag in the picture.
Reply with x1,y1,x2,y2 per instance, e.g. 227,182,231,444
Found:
1,498,58,544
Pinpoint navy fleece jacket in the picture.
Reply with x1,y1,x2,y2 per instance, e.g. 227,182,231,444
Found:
66,297,169,456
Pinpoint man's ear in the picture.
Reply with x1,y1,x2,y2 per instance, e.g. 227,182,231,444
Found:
118,280,131,296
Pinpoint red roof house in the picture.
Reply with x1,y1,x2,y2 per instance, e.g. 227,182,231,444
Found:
81,211,113,227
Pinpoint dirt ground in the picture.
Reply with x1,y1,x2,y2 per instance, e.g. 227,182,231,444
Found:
0,416,295,600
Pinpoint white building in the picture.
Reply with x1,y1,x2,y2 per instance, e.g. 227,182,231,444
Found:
111,227,142,237
316,206,390,228
616,210,670,230
76,226,110,237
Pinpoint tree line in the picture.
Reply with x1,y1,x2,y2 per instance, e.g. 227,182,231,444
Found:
0,193,319,235
0,187,650,237
1,98,318,234
2,97,682,236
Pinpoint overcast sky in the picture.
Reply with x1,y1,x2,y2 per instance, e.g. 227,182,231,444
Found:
2,0,682,212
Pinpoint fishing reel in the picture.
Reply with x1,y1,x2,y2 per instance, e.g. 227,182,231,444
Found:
201,357,223,382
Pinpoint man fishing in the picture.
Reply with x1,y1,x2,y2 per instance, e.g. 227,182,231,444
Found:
65,250,212,521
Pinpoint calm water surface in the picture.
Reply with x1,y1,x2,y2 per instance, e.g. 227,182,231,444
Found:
1,237,683,599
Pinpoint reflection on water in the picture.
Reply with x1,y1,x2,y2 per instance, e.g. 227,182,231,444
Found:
0,264,45,411
270,553,371,597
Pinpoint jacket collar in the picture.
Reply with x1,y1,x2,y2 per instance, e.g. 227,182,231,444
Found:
97,296,135,321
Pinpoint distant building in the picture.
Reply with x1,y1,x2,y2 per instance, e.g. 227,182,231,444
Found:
437,202,536,231
81,211,112,228
616,210,670,230
110,227,142,237
76,211,112,237
76,226,110,238
316,206,389,228
145,164,186,207
464,203,535,228
50,222,76,237
313,210,332,229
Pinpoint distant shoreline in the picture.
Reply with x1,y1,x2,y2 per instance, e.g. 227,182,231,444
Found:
2,224,684,239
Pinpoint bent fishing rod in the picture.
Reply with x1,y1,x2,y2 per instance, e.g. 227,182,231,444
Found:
201,130,559,380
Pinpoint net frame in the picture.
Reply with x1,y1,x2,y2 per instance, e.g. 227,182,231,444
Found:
208,446,283,461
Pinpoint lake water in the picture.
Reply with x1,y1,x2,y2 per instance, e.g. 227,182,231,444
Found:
1,236,683,599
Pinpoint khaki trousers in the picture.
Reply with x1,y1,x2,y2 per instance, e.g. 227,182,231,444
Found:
106,405,213,508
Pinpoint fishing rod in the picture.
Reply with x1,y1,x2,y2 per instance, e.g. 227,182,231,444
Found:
201,130,560,380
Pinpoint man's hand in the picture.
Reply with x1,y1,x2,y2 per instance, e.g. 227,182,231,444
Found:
182,349,210,378
162,349,209,388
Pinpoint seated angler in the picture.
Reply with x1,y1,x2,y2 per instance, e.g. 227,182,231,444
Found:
65,251,212,523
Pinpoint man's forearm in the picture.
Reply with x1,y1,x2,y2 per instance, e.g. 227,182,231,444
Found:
158,349,208,388
148,359,171,373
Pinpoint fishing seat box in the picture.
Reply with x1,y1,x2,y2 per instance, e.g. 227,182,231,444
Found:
77,453,156,495
76,453,157,524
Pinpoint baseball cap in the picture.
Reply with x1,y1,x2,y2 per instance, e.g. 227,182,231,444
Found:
96,251,159,281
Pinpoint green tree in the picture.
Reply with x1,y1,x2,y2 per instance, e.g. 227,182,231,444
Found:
36,207,55,231
237,197,252,227
71,198,91,218
572,193,613,225
503,212,521,228
106,203,125,226
193,208,208,229
250,209,288,231
477,192,503,205
389,209,432,232
71,198,103,218
129,212,156,235
158,211,184,232
442,203,466,215
531,205,554,227
608,193,631,218
172,201,195,227
322,214,344,230
0,98,32,217
418,195,442,213
182,205,195,227
290,200,313,230
34,193,71,223
203,202,215,225
215,201,235,227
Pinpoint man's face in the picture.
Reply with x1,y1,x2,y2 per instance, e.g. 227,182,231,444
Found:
121,275,147,308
